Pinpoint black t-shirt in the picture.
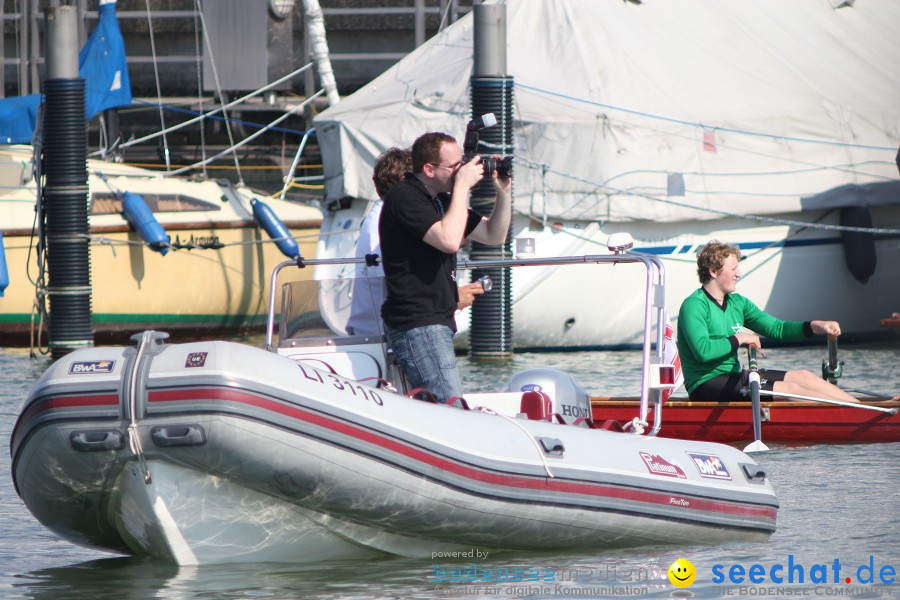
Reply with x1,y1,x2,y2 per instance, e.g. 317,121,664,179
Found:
379,175,482,331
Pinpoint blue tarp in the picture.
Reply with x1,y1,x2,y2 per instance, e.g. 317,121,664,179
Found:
0,0,131,143
79,0,132,120
0,94,41,144
0,229,8,297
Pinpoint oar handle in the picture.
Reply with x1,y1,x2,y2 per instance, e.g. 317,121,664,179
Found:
748,346,759,372
822,335,843,383
828,335,839,367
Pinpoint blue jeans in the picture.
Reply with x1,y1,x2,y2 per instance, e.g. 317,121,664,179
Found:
384,324,463,404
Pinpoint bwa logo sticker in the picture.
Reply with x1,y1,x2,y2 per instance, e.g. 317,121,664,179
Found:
687,452,731,480
69,360,115,374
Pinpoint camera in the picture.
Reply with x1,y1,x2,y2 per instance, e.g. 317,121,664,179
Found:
462,113,513,179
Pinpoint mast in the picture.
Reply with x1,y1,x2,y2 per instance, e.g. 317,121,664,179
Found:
301,0,340,106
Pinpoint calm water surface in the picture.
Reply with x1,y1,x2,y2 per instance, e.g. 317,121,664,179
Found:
1,341,898,599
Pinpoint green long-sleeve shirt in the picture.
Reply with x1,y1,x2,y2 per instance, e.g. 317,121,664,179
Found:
676,288,810,393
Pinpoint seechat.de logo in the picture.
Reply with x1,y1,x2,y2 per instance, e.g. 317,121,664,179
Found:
712,555,896,586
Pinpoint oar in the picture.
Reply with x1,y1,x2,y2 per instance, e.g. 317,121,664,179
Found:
757,389,898,414
743,347,770,453
840,387,896,400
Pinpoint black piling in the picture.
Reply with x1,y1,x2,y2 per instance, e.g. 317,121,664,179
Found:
469,4,513,358
43,7,93,358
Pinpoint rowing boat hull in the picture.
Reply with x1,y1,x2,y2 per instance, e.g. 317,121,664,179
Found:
592,399,900,445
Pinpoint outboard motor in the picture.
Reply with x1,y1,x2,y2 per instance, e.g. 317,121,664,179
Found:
503,368,591,425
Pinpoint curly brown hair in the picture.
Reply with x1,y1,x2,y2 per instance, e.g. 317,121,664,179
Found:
411,132,456,173
696,241,741,284
372,147,412,197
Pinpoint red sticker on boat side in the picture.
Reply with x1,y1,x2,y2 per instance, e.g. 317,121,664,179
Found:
687,452,732,480
639,452,687,479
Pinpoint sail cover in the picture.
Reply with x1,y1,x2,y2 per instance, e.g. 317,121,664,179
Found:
314,0,900,223
79,0,132,120
0,0,132,143
0,95,41,144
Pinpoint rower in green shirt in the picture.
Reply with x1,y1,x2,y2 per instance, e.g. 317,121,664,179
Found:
677,240,861,404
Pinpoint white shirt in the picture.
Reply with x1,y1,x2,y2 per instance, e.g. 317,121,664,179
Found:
346,200,387,336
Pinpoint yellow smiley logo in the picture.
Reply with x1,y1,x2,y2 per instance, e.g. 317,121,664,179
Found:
668,558,696,588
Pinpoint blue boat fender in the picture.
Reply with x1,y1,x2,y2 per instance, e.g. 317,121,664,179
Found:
0,229,9,297
122,192,170,255
251,198,300,259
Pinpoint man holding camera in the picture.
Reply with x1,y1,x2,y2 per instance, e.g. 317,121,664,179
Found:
379,131,512,404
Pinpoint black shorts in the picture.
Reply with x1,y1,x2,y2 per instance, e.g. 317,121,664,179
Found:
689,369,787,402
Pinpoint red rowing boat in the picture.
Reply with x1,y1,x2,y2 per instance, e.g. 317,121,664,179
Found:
591,398,900,445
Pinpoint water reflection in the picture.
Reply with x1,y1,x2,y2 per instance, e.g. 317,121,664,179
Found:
15,551,675,599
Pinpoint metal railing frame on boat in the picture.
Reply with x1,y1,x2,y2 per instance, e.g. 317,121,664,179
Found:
265,252,668,435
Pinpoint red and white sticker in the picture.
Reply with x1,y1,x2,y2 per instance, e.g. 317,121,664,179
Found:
639,452,687,479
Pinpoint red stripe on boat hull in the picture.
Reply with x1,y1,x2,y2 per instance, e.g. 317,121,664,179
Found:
148,387,777,523
15,394,120,433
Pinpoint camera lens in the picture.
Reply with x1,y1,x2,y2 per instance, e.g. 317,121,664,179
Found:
482,156,512,178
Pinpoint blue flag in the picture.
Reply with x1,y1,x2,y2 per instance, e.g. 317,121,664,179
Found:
0,0,132,143
78,0,132,120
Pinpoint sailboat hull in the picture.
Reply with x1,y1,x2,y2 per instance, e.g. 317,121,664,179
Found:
0,146,322,344
317,202,900,350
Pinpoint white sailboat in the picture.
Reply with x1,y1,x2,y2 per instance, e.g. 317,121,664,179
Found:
313,0,900,349
0,1,335,345
0,144,322,344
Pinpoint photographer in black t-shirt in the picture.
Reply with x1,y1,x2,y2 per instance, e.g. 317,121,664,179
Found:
379,132,512,403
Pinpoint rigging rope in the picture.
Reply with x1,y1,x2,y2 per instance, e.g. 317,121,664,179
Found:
192,7,208,177
193,0,243,185
93,64,314,156
438,0,454,31
166,90,325,177
144,1,171,172
474,407,555,478
279,128,316,200
512,155,900,235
